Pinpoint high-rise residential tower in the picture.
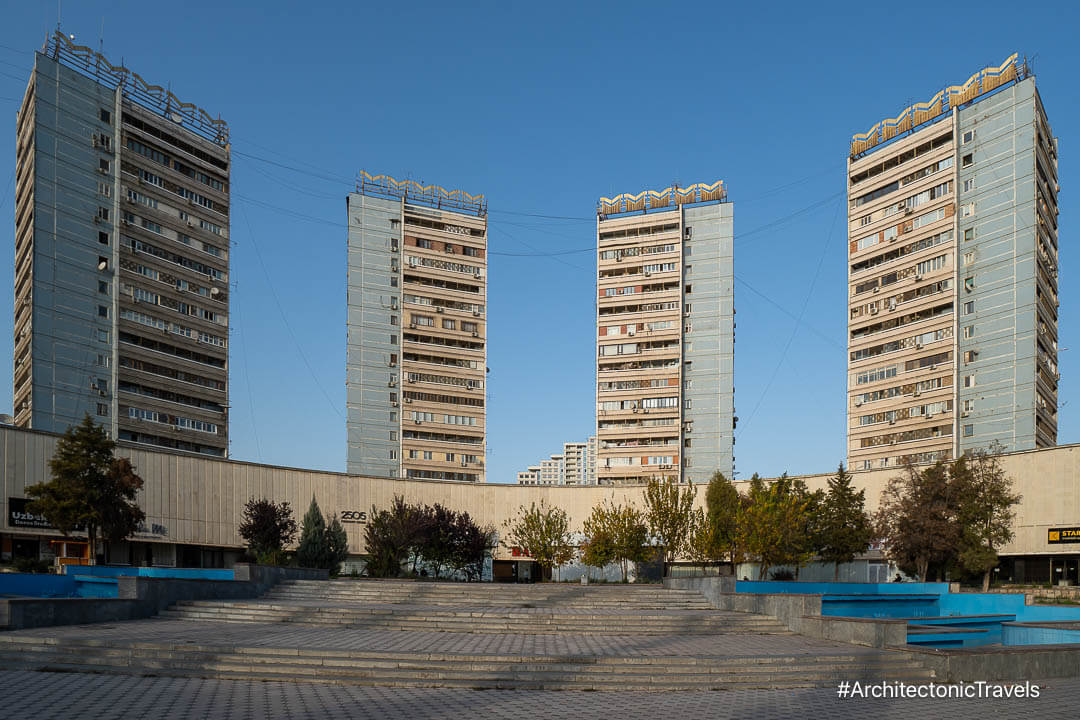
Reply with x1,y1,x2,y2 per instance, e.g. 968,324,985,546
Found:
514,436,598,486
847,55,1058,470
14,31,230,456
346,173,487,481
595,182,734,485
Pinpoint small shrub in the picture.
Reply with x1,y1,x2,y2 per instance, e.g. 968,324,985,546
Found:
769,568,796,581
256,549,292,567
13,556,52,574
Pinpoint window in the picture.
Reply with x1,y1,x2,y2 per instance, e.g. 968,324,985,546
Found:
684,399,692,409
963,325,975,339
412,315,434,327
390,315,399,326
416,239,432,249
461,321,477,333
445,453,454,462
97,305,109,318
964,350,979,363
963,251,975,265
963,130,975,144
389,450,398,460
963,179,975,193
960,203,975,218
423,451,433,460
390,431,397,441
95,353,109,368
964,301,974,315
98,280,108,294
391,276,398,287
99,158,110,173
684,284,692,294
963,399,975,412
389,353,398,366
99,108,111,124
99,231,109,245
97,181,111,198
96,403,109,417
684,265,692,275
97,207,110,221
97,329,109,342
963,424,974,437
964,228,974,242
962,154,974,167
390,334,398,344
390,392,398,403
442,319,456,330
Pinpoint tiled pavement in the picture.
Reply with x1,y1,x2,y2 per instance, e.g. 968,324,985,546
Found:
1,669,1077,720
2,616,884,658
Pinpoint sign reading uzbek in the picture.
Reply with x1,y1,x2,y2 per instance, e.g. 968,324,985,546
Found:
1048,527,1080,544
8,497,54,529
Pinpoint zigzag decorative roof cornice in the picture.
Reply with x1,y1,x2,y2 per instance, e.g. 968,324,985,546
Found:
355,171,487,216
850,54,1021,158
45,30,228,146
598,180,726,216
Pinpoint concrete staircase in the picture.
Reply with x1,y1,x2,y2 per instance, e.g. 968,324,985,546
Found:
0,635,935,690
0,579,940,690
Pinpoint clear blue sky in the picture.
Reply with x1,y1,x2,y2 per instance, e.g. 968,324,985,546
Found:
1,1,1077,482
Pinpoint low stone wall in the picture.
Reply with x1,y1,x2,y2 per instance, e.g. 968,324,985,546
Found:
665,576,907,648
905,644,1080,682
0,564,328,630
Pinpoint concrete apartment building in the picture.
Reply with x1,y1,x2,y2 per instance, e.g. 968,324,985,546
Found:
847,54,1058,471
13,31,230,457
346,173,487,482
596,183,734,484
515,437,597,486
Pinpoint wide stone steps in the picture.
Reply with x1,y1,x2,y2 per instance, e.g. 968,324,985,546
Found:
265,581,713,609
158,613,786,635
0,639,935,691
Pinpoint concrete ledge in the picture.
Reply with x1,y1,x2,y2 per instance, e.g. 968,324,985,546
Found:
902,643,1080,682
1,564,328,630
666,576,906,648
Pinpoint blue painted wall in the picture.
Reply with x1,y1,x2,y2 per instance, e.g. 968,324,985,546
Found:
0,573,77,597
64,565,234,581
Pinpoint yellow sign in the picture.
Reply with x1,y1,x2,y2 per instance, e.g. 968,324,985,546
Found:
1048,527,1080,544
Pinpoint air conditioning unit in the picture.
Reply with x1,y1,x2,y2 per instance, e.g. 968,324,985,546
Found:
97,167,107,175
461,461,468,467
889,418,895,425
961,412,969,418
187,221,194,228
915,274,922,281
473,271,482,279
615,255,622,262
904,206,913,215
408,259,416,267
644,271,651,277
445,246,454,254
409,322,417,329
854,399,862,407
913,389,921,397
643,408,650,414
915,342,923,349
870,306,878,315
472,310,481,317
93,215,102,224
471,331,479,337
388,360,396,367
415,419,421,424
684,309,691,316
436,307,444,313
388,380,397,387
404,398,412,403
872,286,880,293
632,407,639,413
390,400,398,407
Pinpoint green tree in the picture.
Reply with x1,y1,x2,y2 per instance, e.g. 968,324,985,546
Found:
642,477,697,573
704,471,743,573
326,513,350,576
504,500,575,580
238,498,297,563
364,496,426,578
296,496,329,569
582,500,651,582
952,445,1021,591
740,474,814,579
26,415,145,564
686,508,720,575
818,464,873,581
876,461,962,581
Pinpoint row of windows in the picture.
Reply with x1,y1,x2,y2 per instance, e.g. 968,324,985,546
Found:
403,294,484,314
402,390,484,408
857,399,953,426
850,326,952,362
854,180,951,228
851,229,952,275
403,332,484,352
405,469,479,482
858,423,952,449
598,396,679,411
853,375,951,405
850,156,953,209
598,300,680,316
122,282,226,327
118,381,224,414
851,279,952,321
402,430,483,445
852,253,950,297
403,352,481,370
854,205,948,255
850,302,953,341
402,274,480,295
406,372,483,390
126,138,226,192
598,417,679,429
406,255,481,276
849,131,952,186
126,406,218,434
406,449,481,462
119,308,227,348
599,320,675,337
119,357,225,391
125,236,227,282
598,340,680,357
598,224,679,242
599,378,675,392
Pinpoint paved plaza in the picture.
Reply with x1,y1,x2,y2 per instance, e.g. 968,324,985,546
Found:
1,669,1078,720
